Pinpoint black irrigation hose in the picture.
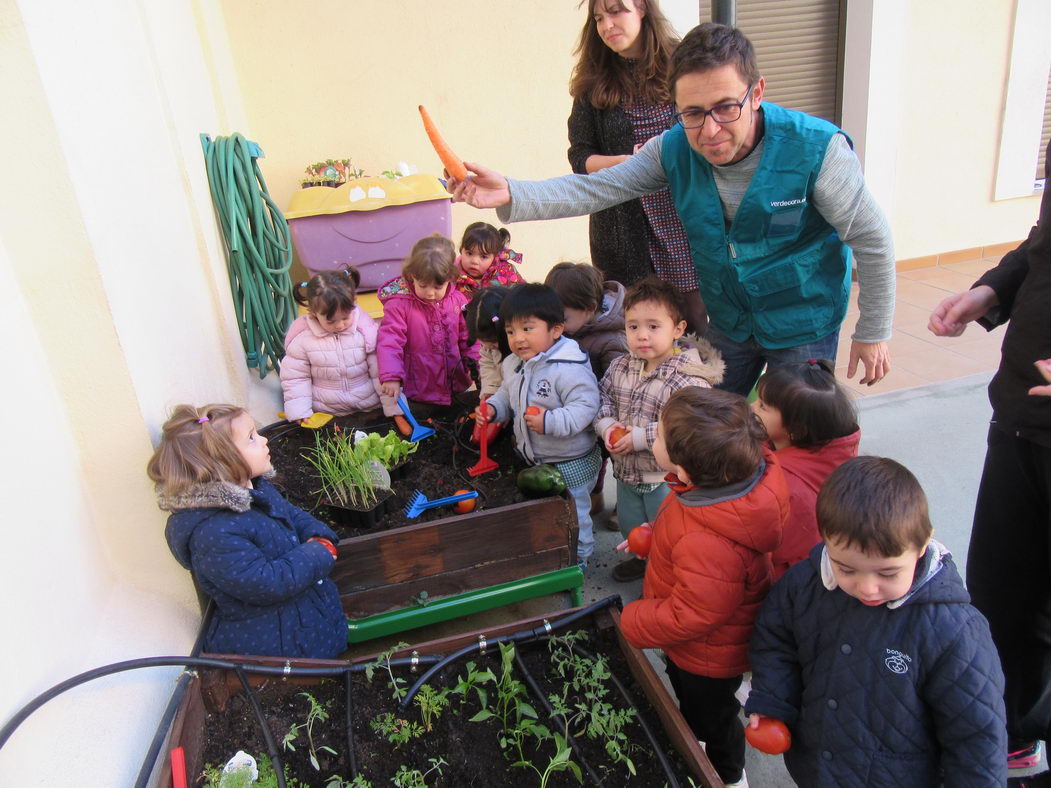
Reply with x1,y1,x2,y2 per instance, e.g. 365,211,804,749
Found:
398,595,622,711
571,644,681,788
0,654,440,755
235,665,288,788
513,649,604,787
344,670,358,779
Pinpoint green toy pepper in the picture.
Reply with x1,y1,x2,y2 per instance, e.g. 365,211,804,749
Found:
516,464,567,496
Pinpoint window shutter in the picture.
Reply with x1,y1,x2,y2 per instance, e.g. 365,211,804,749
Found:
1038,67,1050,181
697,0,844,124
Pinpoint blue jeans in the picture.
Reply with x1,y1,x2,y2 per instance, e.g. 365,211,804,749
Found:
707,326,841,397
568,481,597,562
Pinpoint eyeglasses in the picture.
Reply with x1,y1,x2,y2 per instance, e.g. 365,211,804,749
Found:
674,82,755,130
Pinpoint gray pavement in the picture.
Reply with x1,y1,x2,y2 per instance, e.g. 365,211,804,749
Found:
582,372,1005,786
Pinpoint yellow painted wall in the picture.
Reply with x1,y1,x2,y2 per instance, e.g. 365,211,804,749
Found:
218,0,594,283
877,0,1043,258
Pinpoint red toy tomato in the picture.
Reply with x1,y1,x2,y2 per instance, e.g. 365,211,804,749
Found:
452,490,477,514
627,524,653,557
609,426,631,446
745,717,792,755
525,406,541,416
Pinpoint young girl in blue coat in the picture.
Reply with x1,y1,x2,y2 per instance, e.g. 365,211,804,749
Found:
147,404,347,658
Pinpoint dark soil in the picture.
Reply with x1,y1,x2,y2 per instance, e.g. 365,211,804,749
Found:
263,399,531,541
197,626,691,787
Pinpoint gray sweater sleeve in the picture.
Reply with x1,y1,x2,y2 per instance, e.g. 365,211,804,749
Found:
497,135,669,223
813,134,895,343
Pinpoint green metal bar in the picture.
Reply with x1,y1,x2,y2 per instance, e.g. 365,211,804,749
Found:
345,566,585,643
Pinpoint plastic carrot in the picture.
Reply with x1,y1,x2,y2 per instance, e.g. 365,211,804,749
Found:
418,105,468,180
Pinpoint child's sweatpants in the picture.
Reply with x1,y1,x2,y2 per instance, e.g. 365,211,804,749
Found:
665,659,746,784
554,446,602,563
616,480,671,539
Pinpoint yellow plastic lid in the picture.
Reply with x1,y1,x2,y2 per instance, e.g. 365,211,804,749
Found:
285,174,451,219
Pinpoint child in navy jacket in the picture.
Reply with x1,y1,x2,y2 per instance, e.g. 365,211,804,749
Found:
745,457,1006,787
148,404,347,659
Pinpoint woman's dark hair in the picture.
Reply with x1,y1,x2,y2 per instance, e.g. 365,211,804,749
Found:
293,268,359,320
668,22,759,97
755,360,858,450
460,222,510,256
544,261,605,312
570,0,679,109
465,285,512,358
499,283,565,328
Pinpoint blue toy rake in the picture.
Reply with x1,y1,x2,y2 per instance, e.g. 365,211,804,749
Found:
404,489,479,518
396,394,435,442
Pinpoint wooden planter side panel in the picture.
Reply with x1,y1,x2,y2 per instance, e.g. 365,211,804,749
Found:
330,496,577,617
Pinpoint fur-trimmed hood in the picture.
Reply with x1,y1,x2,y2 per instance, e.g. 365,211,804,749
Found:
156,470,276,513
667,334,725,387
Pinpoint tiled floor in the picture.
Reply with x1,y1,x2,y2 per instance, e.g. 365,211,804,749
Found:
836,257,1007,398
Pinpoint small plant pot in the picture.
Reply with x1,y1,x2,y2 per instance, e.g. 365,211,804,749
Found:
324,490,393,530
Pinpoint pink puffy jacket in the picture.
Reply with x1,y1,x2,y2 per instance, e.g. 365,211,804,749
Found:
280,309,383,420
376,276,477,405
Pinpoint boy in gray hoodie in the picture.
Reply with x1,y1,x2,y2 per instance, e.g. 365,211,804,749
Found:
476,283,601,565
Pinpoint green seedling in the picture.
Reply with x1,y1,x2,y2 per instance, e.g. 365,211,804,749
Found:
370,713,422,747
390,757,447,788
512,731,583,788
201,754,305,788
450,660,496,708
282,692,338,771
413,684,451,732
363,642,410,700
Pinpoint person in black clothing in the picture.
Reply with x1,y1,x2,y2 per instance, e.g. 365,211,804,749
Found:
928,141,1051,772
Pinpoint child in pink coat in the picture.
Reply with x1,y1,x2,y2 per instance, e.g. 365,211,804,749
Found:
453,222,525,298
751,359,860,581
377,234,477,406
280,269,394,422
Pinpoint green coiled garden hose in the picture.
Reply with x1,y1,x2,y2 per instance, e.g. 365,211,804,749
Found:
201,132,296,378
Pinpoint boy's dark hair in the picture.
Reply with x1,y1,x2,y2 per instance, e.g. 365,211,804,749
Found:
755,360,858,449
460,222,510,256
669,23,760,97
500,283,565,328
465,285,512,357
544,261,604,312
624,276,688,325
403,234,456,284
661,387,765,487
817,457,933,557
293,268,359,320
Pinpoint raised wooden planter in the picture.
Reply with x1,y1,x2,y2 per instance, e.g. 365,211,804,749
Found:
332,494,581,641
151,604,724,788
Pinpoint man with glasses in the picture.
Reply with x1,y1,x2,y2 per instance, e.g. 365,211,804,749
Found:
451,23,894,396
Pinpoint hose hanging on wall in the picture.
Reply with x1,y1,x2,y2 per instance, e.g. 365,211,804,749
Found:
200,133,296,378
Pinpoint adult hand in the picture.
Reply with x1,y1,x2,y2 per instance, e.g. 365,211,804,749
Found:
927,285,998,337
847,340,890,386
1030,360,1051,397
381,380,401,400
447,161,511,209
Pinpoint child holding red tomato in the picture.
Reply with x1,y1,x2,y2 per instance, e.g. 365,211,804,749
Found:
596,278,724,581
745,457,1007,786
619,386,789,787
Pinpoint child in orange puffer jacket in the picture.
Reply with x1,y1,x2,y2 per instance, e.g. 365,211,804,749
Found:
619,386,789,788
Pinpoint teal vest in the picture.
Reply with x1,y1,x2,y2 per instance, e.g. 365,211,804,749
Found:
660,102,852,348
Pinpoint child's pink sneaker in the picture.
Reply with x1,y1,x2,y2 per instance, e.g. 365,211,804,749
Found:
1009,740,1043,770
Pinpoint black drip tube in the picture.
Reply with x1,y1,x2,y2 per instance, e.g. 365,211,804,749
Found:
398,594,621,711
234,665,288,788
571,644,681,788
512,649,603,787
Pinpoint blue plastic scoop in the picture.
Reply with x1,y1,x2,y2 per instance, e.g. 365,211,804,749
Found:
404,489,479,518
396,394,435,442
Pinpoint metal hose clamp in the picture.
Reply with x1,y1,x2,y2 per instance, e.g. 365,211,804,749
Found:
410,651,420,673
282,661,292,679
478,634,488,654
542,619,553,636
